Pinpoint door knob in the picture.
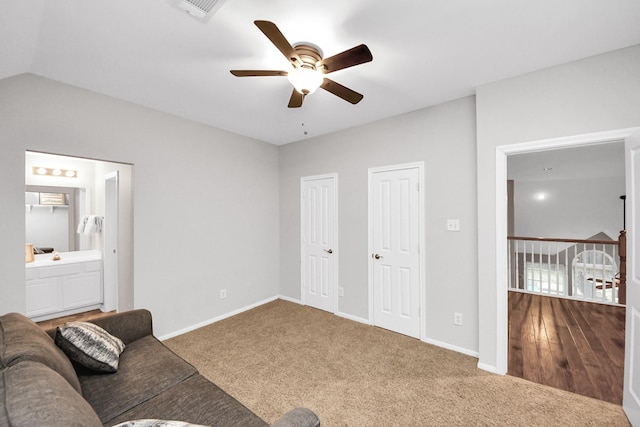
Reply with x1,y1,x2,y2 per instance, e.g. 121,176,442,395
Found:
324,248,333,254
373,253,383,259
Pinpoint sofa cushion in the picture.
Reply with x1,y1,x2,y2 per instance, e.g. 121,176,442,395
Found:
0,361,102,427
0,312,82,394
106,374,268,427
79,335,199,423
55,321,126,372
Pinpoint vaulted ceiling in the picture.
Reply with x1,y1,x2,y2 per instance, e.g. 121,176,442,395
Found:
2,0,640,145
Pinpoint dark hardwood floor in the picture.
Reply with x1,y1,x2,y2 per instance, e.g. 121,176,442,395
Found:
508,291,626,404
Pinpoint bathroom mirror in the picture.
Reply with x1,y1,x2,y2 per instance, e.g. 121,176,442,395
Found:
25,185,84,252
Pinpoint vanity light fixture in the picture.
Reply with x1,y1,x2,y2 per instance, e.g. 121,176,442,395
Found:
32,166,78,178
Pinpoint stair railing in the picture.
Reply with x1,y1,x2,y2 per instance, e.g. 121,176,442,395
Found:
507,230,626,305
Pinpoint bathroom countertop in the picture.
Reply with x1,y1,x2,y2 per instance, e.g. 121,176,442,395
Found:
26,250,102,268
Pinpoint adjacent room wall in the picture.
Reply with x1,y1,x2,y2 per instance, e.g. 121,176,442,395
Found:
513,176,625,240
476,44,640,371
279,96,479,354
0,74,280,337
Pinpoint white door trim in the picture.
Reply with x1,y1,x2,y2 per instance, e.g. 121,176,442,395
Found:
368,162,425,339
493,127,640,375
300,173,339,313
623,130,640,424
103,171,119,312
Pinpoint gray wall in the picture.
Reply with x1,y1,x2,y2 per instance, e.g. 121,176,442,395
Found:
0,74,280,337
279,96,479,353
3,44,638,365
476,44,640,371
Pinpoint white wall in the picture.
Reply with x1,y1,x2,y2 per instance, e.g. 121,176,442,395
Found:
0,74,280,337
476,44,640,371
513,177,625,240
279,96,479,354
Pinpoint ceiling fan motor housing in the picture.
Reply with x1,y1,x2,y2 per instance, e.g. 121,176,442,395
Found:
292,44,324,70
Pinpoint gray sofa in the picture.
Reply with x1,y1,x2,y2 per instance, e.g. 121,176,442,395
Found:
0,309,320,427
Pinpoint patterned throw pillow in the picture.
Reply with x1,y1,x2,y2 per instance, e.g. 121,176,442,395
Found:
112,420,209,427
55,321,126,373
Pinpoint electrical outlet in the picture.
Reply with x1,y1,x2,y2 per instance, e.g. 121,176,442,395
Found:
338,287,344,297
447,219,460,232
454,312,463,326
220,289,227,299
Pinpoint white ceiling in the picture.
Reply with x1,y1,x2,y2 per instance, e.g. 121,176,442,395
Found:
2,0,640,145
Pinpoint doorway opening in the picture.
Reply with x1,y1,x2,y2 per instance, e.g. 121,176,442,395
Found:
502,137,626,403
25,151,134,320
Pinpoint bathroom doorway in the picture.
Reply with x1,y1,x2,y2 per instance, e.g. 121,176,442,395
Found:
25,151,134,315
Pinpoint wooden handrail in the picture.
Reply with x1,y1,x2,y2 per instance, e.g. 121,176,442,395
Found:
507,235,618,246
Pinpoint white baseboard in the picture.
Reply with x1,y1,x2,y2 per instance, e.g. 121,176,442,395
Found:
477,362,503,374
277,294,302,304
158,296,278,341
422,337,479,358
336,310,370,325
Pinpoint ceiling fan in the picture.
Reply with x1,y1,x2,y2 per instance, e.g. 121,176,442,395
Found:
230,20,373,108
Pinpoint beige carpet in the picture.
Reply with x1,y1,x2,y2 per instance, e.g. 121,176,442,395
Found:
165,300,629,426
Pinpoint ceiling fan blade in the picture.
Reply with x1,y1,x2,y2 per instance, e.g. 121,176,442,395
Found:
230,70,288,77
254,20,301,65
317,44,373,74
288,89,305,108
320,78,364,104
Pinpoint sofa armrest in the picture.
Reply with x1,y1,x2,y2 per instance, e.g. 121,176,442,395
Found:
86,309,153,344
271,408,320,427
45,309,153,344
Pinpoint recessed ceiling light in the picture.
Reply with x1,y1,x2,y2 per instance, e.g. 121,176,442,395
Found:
535,193,546,200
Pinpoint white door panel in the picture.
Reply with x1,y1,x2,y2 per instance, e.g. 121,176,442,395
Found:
302,175,337,313
624,130,640,424
370,165,422,339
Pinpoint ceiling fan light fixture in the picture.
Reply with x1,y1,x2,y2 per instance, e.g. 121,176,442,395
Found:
287,65,324,95
231,21,372,107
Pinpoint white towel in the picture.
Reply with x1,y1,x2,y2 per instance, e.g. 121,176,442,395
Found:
84,215,103,235
77,216,89,234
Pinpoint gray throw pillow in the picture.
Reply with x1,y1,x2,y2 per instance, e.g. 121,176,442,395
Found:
55,321,125,373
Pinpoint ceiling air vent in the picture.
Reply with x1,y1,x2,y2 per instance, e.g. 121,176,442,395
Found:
170,0,228,22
